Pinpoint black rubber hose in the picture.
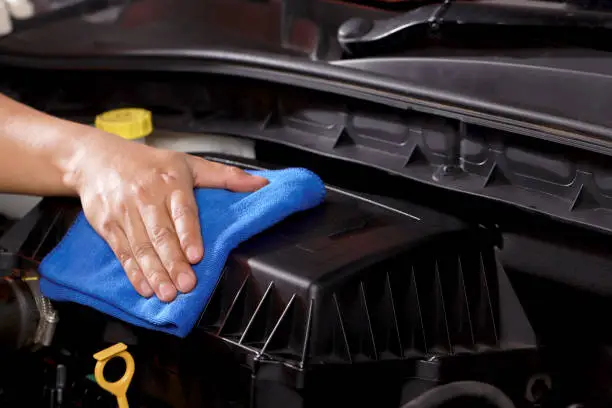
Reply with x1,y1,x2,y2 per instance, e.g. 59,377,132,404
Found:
0,277,39,350
400,381,516,408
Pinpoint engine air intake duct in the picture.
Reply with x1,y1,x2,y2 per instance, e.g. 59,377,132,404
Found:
194,186,539,408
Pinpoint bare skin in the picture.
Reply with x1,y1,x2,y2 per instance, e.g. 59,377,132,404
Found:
0,93,268,302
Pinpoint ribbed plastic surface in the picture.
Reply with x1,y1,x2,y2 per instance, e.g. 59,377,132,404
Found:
197,187,535,369
28,71,612,236
202,245,504,363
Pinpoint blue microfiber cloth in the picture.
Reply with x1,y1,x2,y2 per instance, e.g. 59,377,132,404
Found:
39,168,325,338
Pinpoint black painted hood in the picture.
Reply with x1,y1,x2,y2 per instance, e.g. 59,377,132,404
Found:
1,0,612,140
0,0,393,60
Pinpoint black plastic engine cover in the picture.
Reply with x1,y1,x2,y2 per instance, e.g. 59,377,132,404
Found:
175,184,541,408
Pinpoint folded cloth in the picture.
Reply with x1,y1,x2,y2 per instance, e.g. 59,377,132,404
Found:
39,168,325,338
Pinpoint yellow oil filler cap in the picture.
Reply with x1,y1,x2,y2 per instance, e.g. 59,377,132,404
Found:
95,108,153,140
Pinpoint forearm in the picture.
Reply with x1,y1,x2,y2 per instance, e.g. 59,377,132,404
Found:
0,93,92,196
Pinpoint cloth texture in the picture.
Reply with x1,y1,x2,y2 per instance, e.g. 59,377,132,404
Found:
39,168,325,337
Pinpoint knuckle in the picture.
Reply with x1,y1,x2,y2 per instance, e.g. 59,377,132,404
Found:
133,184,149,201
127,268,141,284
225,166,244,178
149,167,165,181
164,259,183,278
161,169,179,184
116,250,133,267
143,267,161,283
151,226,174,247
99,218,119,236
171,203,193,222
161,173,173,184
178,236,192,250
133,241,155,259
220,166,245,189
129,271,141,284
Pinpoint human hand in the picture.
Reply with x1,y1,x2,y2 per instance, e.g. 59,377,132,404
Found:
64,131,268,302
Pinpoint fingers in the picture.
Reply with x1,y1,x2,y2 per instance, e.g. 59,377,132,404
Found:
87,153,265,302
99,220,154,298
123,204,178,302
99,191,199,302
188,156,269,192
139,200,197,294
169,189,204,264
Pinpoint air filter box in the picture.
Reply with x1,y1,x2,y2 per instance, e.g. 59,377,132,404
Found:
169,186,541,408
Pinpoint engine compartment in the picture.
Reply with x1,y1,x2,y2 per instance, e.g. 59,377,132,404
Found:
3,0,612,406
0,156,568,408
3,66,612,408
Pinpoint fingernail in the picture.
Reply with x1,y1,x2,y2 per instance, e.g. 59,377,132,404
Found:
140,281,154,297
187,246,201,263
159,282,175,301
178,272,195,293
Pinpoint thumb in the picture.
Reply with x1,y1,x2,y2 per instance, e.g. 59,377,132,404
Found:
188,156,269,192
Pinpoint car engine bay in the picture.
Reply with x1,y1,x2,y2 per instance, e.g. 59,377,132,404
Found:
3,0,612,406
3,67,612,408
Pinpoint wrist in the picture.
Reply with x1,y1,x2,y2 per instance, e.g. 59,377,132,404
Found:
52,122,100,196
0,94,99,197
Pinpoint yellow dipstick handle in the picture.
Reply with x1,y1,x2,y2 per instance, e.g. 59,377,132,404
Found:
93,342,135,408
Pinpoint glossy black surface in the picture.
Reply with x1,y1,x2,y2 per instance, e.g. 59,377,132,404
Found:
3,0,612,61
3,0,612,180
338,1,612,56
0,0,394,60
2,0,612,102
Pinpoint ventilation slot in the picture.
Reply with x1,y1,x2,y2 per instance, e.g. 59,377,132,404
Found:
322,246,502,363
197,234,529,368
